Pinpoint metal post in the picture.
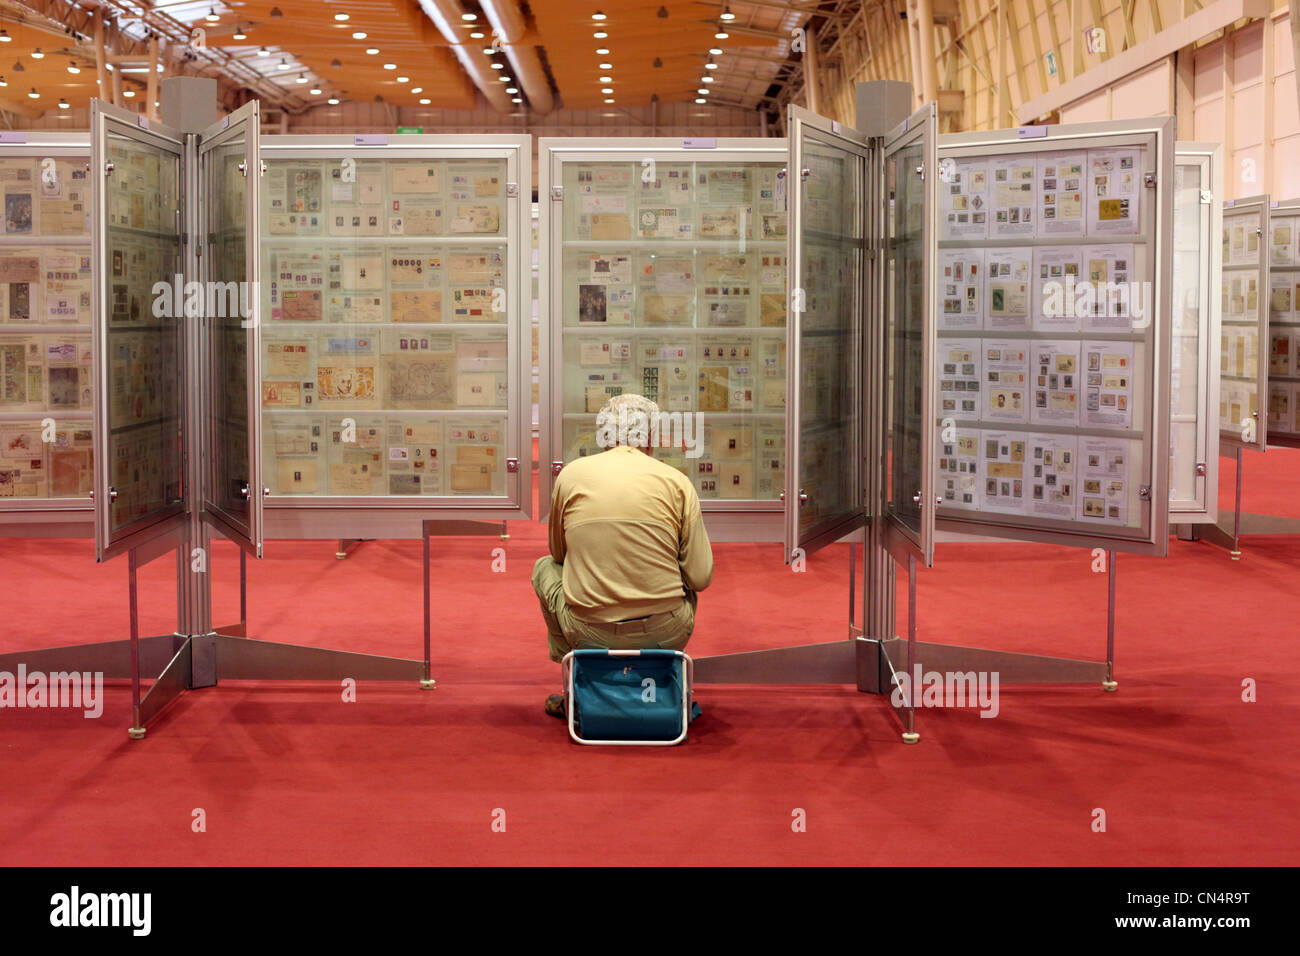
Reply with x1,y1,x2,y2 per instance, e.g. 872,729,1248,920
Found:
1231,447,1243,559
848,541,857,631
1103,550,1118,691
902,554,919,743
239,549,247,634
420,522,435,689
128,550,145,739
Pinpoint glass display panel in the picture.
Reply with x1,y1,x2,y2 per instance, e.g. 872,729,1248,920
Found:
259,154,511,499
1219,200,1266,445
0,151,94,502
555,157,787,502
1169,160,1205,509
101,130,184,534
935,134,1162,546
206,130,253,531
794,134,861,537
1264,203,1300,446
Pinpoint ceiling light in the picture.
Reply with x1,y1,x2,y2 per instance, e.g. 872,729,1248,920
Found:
596,47,609,55
328,96,340,104
278,58,290,70
58,98,69,109
599,63,612,70
0,77,6,87
512,97,522,103
296,73,308,83
270,6,283,17
310,87,322,94
600,87,613,94
0,30,10,42
499,76,511,82
461,12,477,20
12,60,22,72
258,47,269,56
419,97,431,104
396,76,409,82
705,62,718,69
352,31,367,40
233,27,247,40
658,6,668,17
383,63,397,70
593,31,607,39
490,63,504,70
411,87,423,93
27,87,38,98
67,62,80,74
604,98,615,104
599,75,612,83
715,30,729,39
206,7,219,22
697,88,708,95
31,48,44,59
592,10,606,19
366,47,379,55
709,47,723,55
122,89,134,97
334,12,350,21
331,59,342,67
506,86,518,94
695,98,706,104
470,31,484,38
721,6,735,20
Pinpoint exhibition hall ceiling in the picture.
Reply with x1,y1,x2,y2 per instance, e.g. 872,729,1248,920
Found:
0,0,800,118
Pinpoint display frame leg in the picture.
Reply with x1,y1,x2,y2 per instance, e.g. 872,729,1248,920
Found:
1102,550,1118,692
127,550,146,739
420,522,436,689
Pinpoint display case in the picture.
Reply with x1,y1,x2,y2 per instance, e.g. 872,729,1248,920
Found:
1168,143,1223,523
1263,196,1300,448
0,132,94,536
257,134,533,539
934,118,1175,556
538,136,789,542
1218,194,1269,450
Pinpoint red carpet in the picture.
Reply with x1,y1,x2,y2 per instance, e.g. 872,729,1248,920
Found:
1,448,1298,866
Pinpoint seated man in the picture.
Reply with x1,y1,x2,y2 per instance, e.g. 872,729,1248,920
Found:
532,393,714,718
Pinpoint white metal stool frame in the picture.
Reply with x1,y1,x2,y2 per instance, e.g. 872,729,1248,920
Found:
561,649,694,746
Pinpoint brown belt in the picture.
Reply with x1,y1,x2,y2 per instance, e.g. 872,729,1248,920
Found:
587,609,677,634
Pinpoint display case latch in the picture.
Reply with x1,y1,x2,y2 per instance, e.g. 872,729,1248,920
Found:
1196,462,1207,476
551,461,564,476
506,458,519,474
103,160,114,176
506,182,520,197
1138,485,1152,501
1143,172,1157,188
550,186,563,201
1200,189,1212,205
237,160,248,178
800,168,810,181
915,162,924,180
260,160,267,177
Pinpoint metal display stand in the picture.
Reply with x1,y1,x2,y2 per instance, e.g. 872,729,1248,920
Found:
0,132,95,538
692,97,1174,742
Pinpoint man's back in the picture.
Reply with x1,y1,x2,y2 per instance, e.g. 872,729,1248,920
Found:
550,445,713,623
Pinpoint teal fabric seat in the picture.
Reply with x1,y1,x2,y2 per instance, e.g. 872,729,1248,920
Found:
562,649,698,745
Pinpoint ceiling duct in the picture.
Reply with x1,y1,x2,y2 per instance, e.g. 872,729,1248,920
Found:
479,0,554,114
415,0,513,112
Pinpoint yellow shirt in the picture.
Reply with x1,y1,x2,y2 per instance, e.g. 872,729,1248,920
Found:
549,445,714,624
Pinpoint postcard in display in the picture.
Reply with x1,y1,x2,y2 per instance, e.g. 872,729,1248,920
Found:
939,249,983,331
1082,341,1134,429
1079,437,1130,524
937,427,981,510
1026,433,1077,520
985,248,1032,331
939,157,989,240
1036,151,1085,236
938,338,981,419
981,429,1027,514
982,341,1029,423
1087,148,1140,235
989,155,1035,238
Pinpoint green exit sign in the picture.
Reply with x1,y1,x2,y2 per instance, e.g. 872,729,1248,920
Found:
396,126,423,134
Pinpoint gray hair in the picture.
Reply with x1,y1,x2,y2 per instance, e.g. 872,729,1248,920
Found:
596,393,661,449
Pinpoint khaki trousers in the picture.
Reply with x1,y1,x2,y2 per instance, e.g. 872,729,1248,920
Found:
532,555,696,663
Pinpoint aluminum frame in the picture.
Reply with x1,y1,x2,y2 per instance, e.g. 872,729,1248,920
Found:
935,117,1175,557
91,101,188,563
881,103,939,568
256,134,533,540
198,101,263,556
1263,196,1300,450
784,108,871,562
0,132,94,538
537,136,790,544
1218,194,1270,452
1169,142,1223,523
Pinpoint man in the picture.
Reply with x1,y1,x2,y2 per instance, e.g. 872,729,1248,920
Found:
532,393,713,718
